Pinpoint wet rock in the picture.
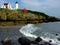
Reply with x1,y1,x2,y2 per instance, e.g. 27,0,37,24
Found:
18,37,52,45
49,40,52,43
57,38,60,41
44,42,52,45
31,41,38,44
55,34,58,36
35,37,42,42
18,37,31,45
1,38,11,45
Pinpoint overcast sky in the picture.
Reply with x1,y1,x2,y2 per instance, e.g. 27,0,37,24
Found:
0,0,60,18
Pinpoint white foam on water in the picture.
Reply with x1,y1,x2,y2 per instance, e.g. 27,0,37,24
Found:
19,24,60,45
19,24,38,38
40,33,60,45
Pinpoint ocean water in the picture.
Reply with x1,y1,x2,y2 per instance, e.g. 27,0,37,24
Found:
0,22,60,45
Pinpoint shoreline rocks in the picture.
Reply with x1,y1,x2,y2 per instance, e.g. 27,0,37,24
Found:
1,38,11,45
18,37,52,45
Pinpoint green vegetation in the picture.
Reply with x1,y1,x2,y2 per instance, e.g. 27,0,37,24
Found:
0,8,59,26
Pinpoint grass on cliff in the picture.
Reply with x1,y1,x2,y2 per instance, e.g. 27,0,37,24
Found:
0,8,58,25
0,8,50,21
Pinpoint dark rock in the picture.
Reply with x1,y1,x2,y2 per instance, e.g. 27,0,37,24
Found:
57,38,60,41
55,34,58,36
49,40,52,43
35,37,42,42
31,41,38,44
1,38,11,45
44,42,52,45
18,37,31,45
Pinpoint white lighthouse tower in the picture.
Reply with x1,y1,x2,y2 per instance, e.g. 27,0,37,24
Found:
15,2,18,9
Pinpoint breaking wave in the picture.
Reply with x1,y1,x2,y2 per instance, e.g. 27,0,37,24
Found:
19,24,38,38
19,24,60,45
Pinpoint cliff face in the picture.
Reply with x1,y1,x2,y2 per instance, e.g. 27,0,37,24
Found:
0,8,59,25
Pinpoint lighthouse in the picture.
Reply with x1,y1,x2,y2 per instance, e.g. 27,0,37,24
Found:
15,2,18,9
1,2,19,10
4,3,8,8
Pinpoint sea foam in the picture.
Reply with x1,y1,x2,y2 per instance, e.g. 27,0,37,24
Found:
19,24,60,45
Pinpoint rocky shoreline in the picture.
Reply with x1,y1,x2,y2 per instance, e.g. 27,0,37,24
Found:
0,8,60,26
0,18,60,26
1,37,53,45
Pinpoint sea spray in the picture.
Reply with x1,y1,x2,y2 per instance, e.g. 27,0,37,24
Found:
19,24,60,45
19,24,38,38
40,32,60,45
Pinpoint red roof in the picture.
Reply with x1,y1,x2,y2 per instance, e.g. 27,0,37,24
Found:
4,3,8,5
23,8,28,13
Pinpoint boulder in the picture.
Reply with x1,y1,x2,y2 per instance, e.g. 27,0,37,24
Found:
1,38,11,45
44,42,52,45
35,37,42,42
55,34,58,36
57,38,60,41
31,41,38,44
18,37,31,45
49,40,52,43
18,37,52,45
